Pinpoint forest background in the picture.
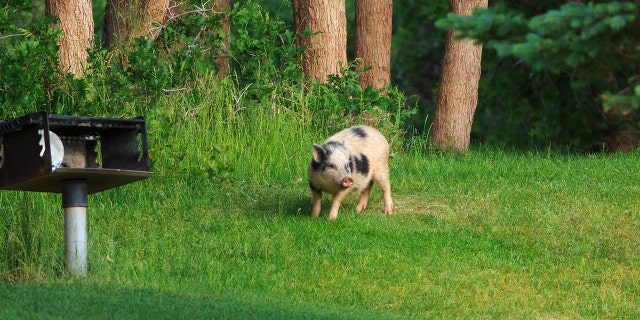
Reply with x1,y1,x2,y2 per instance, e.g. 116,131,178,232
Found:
2,0,638,152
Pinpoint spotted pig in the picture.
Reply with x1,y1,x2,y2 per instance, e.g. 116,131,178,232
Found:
307,125,393,220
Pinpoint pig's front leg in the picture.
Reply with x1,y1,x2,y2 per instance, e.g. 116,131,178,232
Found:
311,189,322,217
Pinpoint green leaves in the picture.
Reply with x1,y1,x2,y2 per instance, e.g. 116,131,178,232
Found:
436,5,529,44
438,1,638,71
608,15,627,30
0,15,61,118
509,2,637,71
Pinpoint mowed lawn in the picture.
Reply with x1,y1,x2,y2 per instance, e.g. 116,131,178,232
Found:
1,149,639,319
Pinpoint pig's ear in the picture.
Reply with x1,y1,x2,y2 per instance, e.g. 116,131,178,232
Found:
312,144,325,162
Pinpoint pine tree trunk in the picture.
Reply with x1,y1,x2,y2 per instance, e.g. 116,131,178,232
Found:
354,0,392,90
292,0,347,82
103,0,134,48
103,0,169,48
429,0,488,152
212,0,231,77
145,0,170,39
45,0,94,78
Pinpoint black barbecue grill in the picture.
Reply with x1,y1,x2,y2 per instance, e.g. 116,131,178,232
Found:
0,111,153,276
0,111,152,193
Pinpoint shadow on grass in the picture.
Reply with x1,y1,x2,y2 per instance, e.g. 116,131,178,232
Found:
241,182,314,218
280,194,313,218
0,282,394,320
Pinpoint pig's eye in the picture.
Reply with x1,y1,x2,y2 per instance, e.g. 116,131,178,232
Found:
326,164,335,170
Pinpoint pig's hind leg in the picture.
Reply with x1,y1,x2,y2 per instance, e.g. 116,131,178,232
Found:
373,171,393,215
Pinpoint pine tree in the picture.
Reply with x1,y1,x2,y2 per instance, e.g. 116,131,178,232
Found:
438,1,640,113
438,1,640,151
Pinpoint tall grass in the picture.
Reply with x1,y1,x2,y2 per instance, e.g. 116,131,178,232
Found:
146,74,320,183
1,75,639,318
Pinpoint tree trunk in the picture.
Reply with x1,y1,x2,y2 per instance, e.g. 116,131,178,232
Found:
45,0,94,78
292,0,347,82
212,0,231,76
354,0,392,90
429,0,488,152
103,0,169,48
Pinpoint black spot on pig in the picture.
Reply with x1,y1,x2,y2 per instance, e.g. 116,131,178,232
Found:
351,126,367,139
366,179,374,190
323,141,343,155
353,154,369,175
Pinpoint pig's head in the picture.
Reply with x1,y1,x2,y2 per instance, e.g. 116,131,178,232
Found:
310,140,354,189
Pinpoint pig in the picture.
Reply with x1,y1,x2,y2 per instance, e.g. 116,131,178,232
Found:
308,125,394,220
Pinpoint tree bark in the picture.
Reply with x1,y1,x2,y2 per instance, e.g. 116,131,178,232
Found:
429,0,488,152
212,0,231,76
292,0,347,82
354,0,392,90
45,0,94,78
103,0,169,48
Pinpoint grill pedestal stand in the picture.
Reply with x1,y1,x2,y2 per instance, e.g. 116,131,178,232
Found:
62,179,88,276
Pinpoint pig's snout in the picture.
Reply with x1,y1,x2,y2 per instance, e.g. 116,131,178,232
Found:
341,177,354,188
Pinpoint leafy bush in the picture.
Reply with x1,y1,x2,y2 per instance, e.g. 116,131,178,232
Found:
0,0,230,117
308,61,414,134
0,10,61,118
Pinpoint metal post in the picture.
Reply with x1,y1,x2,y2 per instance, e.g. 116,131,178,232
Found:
62,179,88,276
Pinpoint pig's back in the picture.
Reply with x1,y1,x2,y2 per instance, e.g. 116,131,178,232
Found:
327,125,389,156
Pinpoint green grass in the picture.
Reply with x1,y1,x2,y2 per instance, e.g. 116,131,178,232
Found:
1,78,639,318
